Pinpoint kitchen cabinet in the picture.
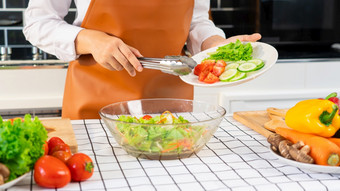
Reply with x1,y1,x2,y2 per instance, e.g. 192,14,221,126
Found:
0,61,67,117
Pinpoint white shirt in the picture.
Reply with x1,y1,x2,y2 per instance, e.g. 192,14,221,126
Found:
23,0,226,62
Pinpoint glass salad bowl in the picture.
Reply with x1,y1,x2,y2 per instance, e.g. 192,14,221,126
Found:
99,98,226,160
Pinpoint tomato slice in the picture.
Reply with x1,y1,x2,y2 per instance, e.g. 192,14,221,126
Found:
201,59,216,65
203,72,219,84
198,69,209,81
198,65,213,81
194,60,215,76
194,64,204,76
142,115,152,120
212,66,225,77
215,60,227,67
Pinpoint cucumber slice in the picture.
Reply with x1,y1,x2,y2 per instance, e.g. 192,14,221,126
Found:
219,69,237,82
229,72,247,82
249,59,265,71
236,60,246,64
225,63,239,70
249,59,264,66
254,62,265,70
238,62,257,72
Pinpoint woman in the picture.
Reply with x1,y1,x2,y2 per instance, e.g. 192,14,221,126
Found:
23,0,261,119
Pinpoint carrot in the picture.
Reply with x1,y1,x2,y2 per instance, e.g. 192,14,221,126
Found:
161,139,192,153
328,138,340,148
275,127,340,166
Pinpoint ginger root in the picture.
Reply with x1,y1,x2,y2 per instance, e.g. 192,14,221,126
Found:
278,139,293,159
267,133,286,152
268,133,314,164
289,144,314,164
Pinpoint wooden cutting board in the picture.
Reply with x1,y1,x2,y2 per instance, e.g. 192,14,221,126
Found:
233,110,275,138
41,118,78,154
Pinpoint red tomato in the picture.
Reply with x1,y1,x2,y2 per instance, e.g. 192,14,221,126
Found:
198,69,209,81
201,59,215,65
34,155,71,188
48,137,66,155
66,153,94,182
328,97,340,114
50,143,72,155
212,66,225,77
52,151,72,163
195,62,214,76
142,115,152,120
198,65,213,81
43,141,49,155
194,64,204,76
215,60,227,67
8,117,23,124
203,72,219,84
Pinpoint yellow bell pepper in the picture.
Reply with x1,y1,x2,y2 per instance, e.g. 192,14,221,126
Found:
285,99,340,137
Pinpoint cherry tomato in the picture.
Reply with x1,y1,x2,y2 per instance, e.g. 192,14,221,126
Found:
203,72,219,84
48,137,65,155
66,153,94,182
8,117,23,124
52,151,72,163
328,97,340,114
43,141,49,155
50,143,72,155
34,155,71,188
142,115,152,120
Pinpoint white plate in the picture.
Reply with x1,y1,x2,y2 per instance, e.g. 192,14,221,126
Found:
180,42,278,87
269,148,340,174
0,171,30,190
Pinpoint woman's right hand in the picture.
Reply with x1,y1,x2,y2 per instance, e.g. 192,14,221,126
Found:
75,29,143,76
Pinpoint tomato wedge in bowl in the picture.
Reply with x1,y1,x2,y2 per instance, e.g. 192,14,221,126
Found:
99,98,226,160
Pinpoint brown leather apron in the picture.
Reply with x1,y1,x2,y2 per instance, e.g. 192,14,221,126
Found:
62,0,194,119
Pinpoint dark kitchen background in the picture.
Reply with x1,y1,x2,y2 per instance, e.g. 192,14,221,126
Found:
1,0,340,60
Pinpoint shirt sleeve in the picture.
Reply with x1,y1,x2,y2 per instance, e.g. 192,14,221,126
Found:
23,0,83,61
186,0,226,55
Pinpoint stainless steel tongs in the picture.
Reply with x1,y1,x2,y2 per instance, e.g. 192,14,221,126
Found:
138,56,197,76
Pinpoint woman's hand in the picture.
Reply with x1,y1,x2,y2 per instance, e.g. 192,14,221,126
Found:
201,33,262,51
75,29,143,76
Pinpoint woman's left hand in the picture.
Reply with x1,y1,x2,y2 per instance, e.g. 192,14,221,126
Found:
201,33,262,51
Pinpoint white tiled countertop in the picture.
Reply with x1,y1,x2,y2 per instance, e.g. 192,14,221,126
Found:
7,115,340,191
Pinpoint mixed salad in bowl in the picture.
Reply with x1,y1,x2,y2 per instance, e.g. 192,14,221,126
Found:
116,111,206,155
99,98,226,160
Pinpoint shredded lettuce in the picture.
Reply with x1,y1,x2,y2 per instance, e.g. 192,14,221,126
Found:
0,114,48,181
116,114,206,154
206,39,253,61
